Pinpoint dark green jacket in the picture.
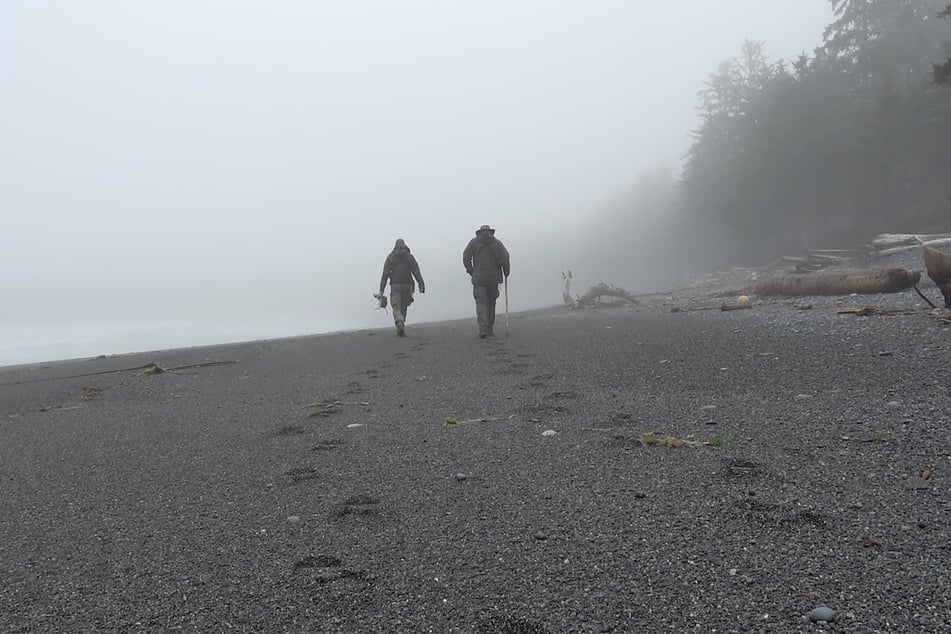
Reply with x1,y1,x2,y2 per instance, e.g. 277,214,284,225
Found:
380,239,425,293
463,236,510,285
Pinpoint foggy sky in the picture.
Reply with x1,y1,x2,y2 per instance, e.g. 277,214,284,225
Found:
1,1,832,365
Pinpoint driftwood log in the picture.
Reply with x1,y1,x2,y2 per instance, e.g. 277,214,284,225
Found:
752,268,921,297
575,283,640,307
561,272,640,308
923,246,951,308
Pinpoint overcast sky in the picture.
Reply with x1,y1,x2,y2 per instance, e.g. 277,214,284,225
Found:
0,1,832,364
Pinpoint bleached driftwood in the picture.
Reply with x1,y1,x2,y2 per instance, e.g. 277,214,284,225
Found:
752,268,921,297
575,283,640,307
923,246,951,308
561,270,574,307
562,271,640,308
871,233,951,249
872,238,951,258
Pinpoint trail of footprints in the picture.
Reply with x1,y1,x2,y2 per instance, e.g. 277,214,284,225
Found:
263,343,418,600
260,335,583,605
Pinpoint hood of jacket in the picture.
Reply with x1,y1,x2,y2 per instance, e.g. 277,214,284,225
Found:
391,238,411,256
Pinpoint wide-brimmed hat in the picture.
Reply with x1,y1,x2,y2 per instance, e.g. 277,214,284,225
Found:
475,224,495,235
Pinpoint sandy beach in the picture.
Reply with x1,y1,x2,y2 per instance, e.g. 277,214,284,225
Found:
2,296,950,633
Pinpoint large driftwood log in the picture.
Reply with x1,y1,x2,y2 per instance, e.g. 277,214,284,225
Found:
923,246,951,308
752,268,921,297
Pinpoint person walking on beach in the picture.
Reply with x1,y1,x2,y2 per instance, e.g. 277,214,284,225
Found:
463,225,510,338
379,239,425,337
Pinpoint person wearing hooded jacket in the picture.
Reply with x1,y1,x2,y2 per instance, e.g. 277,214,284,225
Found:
463,224,510,338
379,239,425,337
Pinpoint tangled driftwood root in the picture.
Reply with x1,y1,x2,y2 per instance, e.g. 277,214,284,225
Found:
574,283,640,308
562,272,639,308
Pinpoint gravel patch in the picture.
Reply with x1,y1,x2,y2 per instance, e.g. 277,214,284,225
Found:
1,290,950,632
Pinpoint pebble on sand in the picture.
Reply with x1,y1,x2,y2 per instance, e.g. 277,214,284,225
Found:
807,606,836,623
541,429,557,437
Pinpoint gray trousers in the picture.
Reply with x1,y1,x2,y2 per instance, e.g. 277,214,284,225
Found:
390,283,414,327
472,284,500,335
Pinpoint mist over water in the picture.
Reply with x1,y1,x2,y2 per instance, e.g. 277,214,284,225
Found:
1,1,840,366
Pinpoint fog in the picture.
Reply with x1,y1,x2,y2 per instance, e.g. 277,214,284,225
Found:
1,1,831,365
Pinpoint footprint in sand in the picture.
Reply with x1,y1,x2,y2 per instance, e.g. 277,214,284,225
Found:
311,438,346,452
732,498,829,529
265,425,306,439
294,554,342,571
292,555,373,593
344,381,365,395
282,466,321,484
331,493,380,519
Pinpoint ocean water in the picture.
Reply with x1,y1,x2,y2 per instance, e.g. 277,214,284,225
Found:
0,318,358,368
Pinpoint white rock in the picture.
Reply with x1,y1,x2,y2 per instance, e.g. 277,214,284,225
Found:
541,429,557,437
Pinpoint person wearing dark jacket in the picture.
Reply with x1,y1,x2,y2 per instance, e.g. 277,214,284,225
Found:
462,225,510,338
380,239,425,337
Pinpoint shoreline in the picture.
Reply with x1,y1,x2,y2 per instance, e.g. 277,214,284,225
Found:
0,305,567,372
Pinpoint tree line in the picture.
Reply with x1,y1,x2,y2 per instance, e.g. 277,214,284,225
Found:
670,0,951,269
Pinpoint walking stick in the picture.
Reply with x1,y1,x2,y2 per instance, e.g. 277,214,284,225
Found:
504,276,509,338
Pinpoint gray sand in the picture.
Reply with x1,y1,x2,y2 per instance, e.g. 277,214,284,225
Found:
2,299,950,633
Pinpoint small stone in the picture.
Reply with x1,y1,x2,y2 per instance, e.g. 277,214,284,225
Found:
454,473,468,481
533,531,548,541
633,492,646,499
877,351,894,356
807,606,836,623
795,394,814,400
287,515,300,523
728,568,738,576
886,401,901,408
700,405,717,412
541,429,557,437
347,423,365,428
